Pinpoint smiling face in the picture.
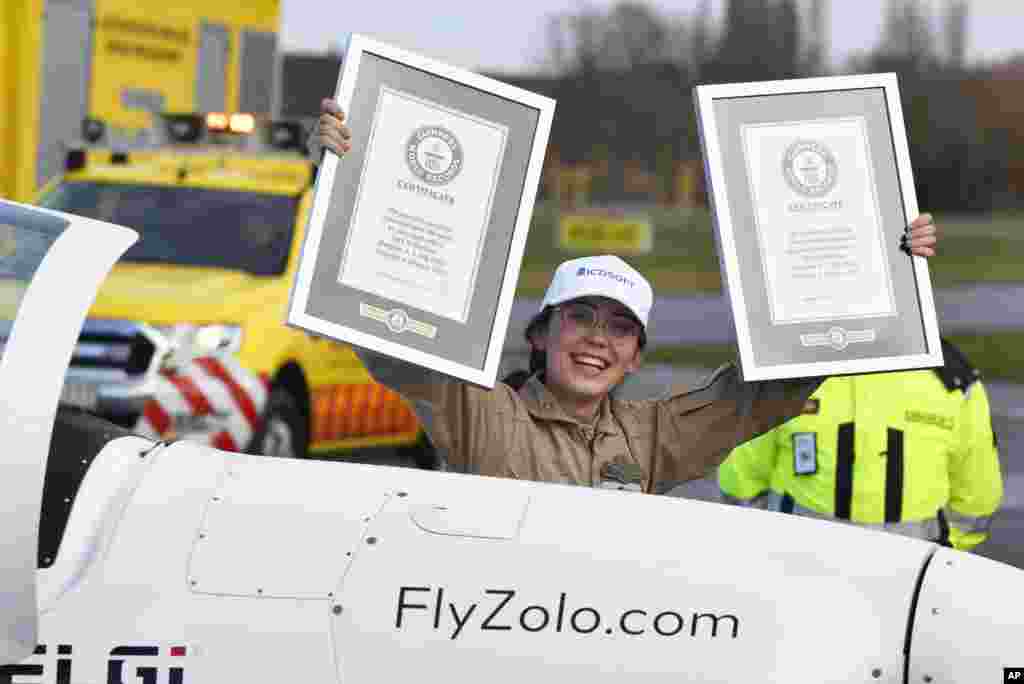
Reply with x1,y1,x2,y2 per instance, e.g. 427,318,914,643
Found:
530,297,643,418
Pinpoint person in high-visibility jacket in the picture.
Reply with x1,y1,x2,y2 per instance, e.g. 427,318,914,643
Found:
718,339,1003,551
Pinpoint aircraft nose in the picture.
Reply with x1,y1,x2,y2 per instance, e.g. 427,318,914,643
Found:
907,546,1024,681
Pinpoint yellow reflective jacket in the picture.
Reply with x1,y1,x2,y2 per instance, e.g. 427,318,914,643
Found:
718,345,1003,551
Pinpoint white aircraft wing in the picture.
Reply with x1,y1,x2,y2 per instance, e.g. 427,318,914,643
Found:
0,199,136,664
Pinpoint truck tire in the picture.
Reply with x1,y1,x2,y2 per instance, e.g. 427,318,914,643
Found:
397,432,439,470
255,387,309,459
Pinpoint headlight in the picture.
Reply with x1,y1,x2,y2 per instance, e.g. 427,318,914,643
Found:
151,323,243,369
192,323,244,354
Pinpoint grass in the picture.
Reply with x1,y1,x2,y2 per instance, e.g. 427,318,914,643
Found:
640,331,1024,384
643,343,735,370
943,332,1024,384
514,203,1024,298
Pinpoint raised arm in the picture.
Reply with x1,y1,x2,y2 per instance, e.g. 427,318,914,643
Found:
647,363,823,493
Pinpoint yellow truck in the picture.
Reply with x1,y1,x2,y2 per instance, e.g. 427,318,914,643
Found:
1,0,281,203
35,111,431,464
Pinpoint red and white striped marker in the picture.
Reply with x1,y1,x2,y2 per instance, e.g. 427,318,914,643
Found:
134,353,269,452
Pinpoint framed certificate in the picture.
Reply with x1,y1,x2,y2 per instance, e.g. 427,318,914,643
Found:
287,34,555,388
694,73,942,381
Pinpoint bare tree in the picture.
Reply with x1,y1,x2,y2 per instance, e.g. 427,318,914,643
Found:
601,2,669,68
803,0,829,75
877,0,936,66
776,0,802,77
541,1,702,74
543,14,568,75
658,11,695,69
944,0,968,68
691,0,716,79
707,0,803,81
541,6,607,75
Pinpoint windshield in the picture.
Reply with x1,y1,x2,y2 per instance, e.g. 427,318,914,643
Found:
40,182,299,276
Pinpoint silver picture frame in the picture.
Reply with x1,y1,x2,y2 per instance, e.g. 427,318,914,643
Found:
287,34,555,388
694,73,942,381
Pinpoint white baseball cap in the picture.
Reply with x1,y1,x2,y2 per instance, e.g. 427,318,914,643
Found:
540,255,653,328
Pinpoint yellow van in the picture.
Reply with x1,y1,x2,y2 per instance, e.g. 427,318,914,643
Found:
37,112,432,464
2,0,283,203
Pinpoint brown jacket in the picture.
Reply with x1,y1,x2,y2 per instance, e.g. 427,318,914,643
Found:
361,350,822,494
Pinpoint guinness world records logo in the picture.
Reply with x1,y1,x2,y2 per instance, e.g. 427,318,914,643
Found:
826,326,849,351
406,125,463,185
783,139,837,197
799,325,876,351
385,308,409,334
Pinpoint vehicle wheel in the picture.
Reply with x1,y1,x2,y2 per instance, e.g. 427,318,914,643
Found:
255,387,309,459
397,431,439,470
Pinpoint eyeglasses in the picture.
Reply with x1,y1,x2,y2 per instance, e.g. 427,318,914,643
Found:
557,302,642,341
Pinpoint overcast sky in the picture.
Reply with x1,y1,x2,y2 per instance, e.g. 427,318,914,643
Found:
279,0,1023,74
